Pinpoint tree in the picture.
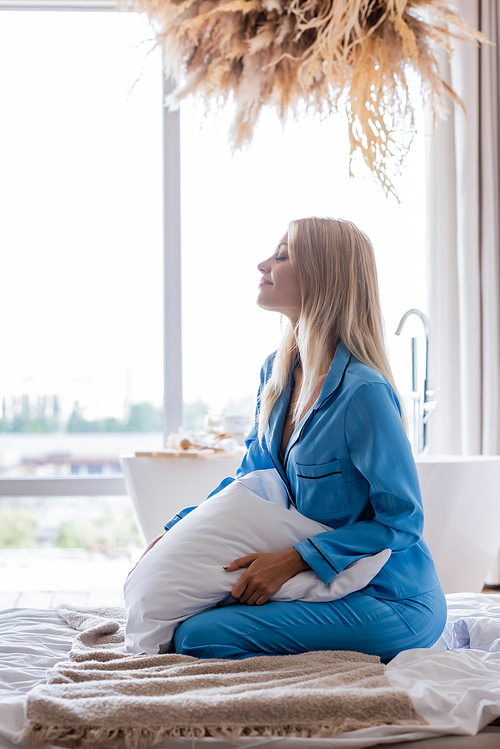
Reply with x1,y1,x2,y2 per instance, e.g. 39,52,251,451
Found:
0,508,39,549
125,402,162,432
67,401,95,432
56,505,141,554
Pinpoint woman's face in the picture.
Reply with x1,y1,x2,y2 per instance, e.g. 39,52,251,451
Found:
257,235,302,322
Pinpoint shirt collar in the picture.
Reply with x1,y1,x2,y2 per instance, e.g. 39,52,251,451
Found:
315,340,352,409
266,340,352,455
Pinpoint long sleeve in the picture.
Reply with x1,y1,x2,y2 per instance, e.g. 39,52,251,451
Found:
295,381,423,585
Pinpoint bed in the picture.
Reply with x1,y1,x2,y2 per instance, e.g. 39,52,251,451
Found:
1,592,500,749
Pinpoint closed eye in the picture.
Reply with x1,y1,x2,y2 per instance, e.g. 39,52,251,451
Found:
275,240,288,261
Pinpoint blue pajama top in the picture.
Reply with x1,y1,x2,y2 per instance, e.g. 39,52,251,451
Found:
172,341,442,602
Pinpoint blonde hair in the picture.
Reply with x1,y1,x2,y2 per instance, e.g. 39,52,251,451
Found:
258,217,404,442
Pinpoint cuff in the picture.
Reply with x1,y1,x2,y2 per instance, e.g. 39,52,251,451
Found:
294,539,339,585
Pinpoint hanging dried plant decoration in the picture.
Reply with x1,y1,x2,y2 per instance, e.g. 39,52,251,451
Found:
127,0,484,194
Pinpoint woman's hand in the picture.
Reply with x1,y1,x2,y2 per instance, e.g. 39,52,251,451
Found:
224,548,310,606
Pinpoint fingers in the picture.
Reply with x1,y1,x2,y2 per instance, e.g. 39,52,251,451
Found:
224,552,281,605
231,573,274,605
244,588,269,606
223,554,258,572
230,574,250,601
235,582,271,606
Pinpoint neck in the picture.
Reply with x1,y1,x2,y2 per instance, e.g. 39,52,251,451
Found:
294,340,338,376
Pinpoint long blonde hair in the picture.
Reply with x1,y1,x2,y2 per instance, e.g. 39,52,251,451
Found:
258,217,404,441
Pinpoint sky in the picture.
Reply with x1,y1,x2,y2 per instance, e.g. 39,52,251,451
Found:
0,9,428,427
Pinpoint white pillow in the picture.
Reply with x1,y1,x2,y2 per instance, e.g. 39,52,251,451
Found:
124,469,390,654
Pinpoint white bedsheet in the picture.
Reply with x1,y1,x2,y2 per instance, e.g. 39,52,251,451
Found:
431,592,500,651
0,609,73,747
1,595,500,749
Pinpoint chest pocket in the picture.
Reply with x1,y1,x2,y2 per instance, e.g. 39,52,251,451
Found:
294,458,350,522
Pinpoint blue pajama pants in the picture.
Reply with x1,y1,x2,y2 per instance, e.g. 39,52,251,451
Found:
174,586,447,661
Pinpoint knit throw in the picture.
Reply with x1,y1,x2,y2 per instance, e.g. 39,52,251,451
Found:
22,604,426,747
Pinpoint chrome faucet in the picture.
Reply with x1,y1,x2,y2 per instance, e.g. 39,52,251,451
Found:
395,309,436,453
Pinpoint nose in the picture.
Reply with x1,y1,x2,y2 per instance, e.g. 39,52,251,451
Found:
258,256,272,274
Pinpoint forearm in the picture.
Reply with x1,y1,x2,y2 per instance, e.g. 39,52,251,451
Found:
295,519,417,585
283,547,311,575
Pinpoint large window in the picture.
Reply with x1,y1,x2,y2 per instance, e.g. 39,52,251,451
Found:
0,9,164,478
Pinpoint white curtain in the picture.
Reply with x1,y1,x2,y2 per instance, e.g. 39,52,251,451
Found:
426,0,500,455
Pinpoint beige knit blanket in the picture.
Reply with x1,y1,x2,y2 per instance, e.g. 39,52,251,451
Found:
22,604,426,747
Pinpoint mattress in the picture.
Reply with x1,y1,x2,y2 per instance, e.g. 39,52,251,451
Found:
1,593,500,749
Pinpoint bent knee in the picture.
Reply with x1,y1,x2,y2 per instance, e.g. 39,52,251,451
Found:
174,614,217,658
174,609,259,660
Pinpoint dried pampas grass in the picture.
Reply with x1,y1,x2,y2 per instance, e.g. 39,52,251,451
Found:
128,0,484,194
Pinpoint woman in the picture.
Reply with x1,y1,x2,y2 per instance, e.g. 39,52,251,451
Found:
170,217,447,661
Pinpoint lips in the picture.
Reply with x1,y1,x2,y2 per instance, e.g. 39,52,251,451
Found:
259,278,273,286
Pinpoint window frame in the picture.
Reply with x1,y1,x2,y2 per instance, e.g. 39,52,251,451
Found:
0,0,182,497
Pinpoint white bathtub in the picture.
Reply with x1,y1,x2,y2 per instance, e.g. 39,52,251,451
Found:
120,453,243,544
121,452,500,594
415,455,500,593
